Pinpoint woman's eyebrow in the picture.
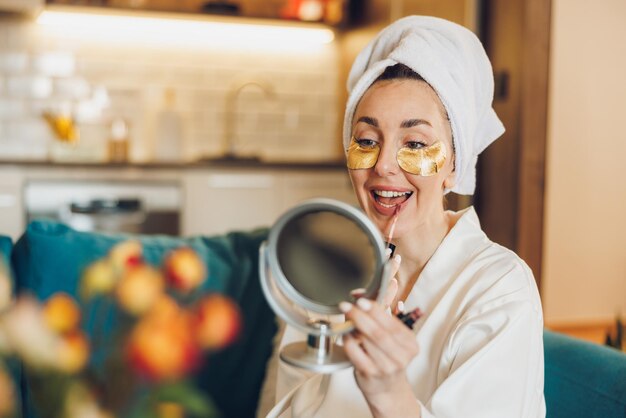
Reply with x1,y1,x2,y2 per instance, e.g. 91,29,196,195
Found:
401,119,432,128
356,116,378,127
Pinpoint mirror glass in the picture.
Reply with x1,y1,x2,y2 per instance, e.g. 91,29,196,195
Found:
276,210,377,306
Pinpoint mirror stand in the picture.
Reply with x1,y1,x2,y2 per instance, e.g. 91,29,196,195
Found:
280,320,351,373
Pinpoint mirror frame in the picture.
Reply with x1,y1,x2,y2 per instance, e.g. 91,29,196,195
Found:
265,198,387,316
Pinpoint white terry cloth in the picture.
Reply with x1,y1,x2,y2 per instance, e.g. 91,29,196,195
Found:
343,16,505,196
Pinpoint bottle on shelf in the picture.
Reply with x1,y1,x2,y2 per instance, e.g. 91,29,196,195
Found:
153,88,183,163
108,118,130,163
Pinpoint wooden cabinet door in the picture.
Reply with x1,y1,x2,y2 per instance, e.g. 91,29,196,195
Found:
0,0,43,13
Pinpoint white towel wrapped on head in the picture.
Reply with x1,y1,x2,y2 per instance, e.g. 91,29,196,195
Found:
343,15,504,196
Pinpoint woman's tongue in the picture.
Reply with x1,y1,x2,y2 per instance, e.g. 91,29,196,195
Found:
375,193,409,207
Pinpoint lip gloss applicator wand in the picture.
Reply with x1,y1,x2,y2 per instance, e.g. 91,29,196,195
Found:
385,205,401,255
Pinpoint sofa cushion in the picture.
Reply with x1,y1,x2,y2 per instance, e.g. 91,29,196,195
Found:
0,235,11,259
11,220,278,418
544,330,626,418
0,235,12,282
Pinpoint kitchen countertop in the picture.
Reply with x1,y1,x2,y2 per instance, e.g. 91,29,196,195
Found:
0,158,347,170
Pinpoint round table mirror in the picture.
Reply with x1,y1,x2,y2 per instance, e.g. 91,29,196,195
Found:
259,198,392,373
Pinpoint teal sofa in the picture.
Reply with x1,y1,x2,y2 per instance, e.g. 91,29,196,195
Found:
1,220,278,418
544,329,626,417
1,220,626,417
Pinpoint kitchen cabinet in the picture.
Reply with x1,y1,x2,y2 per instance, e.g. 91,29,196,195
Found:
0,162,356,240
278,170,357,212
0,169,25,241
0,0,43,13
182,168,356,236
183,170,280,236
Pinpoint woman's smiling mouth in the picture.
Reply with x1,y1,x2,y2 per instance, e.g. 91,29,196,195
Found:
371,189,413,209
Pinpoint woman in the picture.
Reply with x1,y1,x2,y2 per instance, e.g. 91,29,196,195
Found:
268,16,545,418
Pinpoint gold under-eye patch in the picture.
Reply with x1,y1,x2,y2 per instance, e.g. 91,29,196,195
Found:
346,137,380,170
397,141,446,176
346,137,447,177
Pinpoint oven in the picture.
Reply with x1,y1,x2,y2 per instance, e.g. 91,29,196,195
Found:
24,180,181,235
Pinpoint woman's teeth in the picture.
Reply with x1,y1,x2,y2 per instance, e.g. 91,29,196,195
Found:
374,190,411,198
372,190,413,208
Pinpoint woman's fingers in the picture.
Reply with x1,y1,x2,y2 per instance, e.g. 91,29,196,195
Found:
390,254,402,278
381,254,402,311
382,277,398,309
340,299,418,362
343,333,378,374
358,336,404,374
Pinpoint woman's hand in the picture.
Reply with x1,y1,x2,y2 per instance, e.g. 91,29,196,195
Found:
338,255,421,418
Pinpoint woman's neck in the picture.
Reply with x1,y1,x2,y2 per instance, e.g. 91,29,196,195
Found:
393,208,454,301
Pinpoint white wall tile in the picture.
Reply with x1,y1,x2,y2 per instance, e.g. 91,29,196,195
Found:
0,17,341,161
6,76,53,99
6,118,53,142
0,52,29,74
0,98,25,119
53,77,91,99
33,52,76,77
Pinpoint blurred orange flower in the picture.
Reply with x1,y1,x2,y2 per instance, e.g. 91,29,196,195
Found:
109,240,143,270
126,296,200,381
80,259,117,299
0,364,16,417
0,241,238,418
0,296,66,371
116,264,164,316
194,294,242,350
43,293,81,334
57,330,90,374
164,247,207,293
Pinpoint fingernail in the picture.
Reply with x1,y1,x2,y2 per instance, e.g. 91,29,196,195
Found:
350,288,366,297
385,248,392,258
356,298,372,311
397,300,405,313
394,254,401,264
339,301,353,313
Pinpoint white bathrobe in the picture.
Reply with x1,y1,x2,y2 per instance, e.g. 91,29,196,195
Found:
268,207,546,418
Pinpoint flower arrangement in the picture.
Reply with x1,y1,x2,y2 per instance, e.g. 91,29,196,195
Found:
0,241,242,418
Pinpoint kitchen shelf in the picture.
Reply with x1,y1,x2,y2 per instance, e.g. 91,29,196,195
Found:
37,3,339,49
42,2,344,30
0,158,346,171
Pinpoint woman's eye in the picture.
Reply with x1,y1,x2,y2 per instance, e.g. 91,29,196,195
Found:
405,140,427,150
356,139,378,148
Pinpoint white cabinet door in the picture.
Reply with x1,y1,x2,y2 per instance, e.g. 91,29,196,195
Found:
278,170,358,214
182,168,358,237
0,170,24,241
182,171,279,237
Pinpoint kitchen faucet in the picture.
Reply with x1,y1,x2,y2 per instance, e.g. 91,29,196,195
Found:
222,79,276,159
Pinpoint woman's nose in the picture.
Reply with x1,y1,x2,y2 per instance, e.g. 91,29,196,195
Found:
374,144,399,176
